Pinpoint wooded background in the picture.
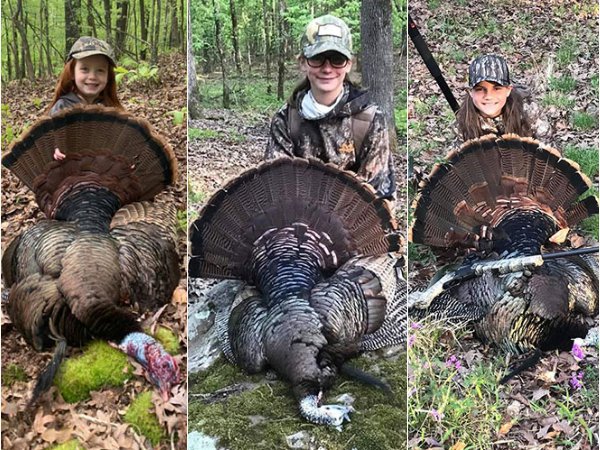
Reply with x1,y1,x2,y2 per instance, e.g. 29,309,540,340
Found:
1,0,187,81
189,0,406,130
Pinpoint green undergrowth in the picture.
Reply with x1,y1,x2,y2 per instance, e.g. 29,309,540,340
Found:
46,439,84,450
2,363,28,387
572,112,598,131
188,354,407,450
565,145,599,239
55,341,132,403
124,391,166,445
198,73,293,115
408,320,505,448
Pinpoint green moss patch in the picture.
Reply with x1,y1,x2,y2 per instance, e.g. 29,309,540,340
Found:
188,354,407,450
46,439,84,450
2,363,28,387
124,391,166,445
55,341,132,403
153,326,180,355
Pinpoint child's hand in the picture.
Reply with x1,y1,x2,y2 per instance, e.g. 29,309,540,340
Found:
53,148,66,160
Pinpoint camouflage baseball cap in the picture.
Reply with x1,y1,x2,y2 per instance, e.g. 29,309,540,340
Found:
68,37,116,66
301,15,352,60
468,54,510,87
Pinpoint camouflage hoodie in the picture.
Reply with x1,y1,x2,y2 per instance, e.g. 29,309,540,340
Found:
265,82,396,201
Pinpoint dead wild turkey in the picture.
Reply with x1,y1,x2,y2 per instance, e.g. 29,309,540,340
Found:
189,158,406,428
2,105,181,402
409,134,598,366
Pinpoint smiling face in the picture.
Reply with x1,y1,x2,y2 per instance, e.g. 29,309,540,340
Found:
73,55,109,104
470,80,512,119
300,51,352,105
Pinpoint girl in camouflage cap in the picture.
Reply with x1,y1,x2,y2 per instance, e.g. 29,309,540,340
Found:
456,54,532,141
48,37,122,116
265,14,396,202
47,36,123,160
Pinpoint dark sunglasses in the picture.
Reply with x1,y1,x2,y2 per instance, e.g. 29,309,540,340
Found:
306,53,349,68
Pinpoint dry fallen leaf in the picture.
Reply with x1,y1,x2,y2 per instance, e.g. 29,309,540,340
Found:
172,286,187,304
498,421,514,435
449,441,466,450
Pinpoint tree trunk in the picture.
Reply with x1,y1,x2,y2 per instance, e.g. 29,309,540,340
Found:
6,0,22,79
261,0,271,79
228,0,242,74
276,0,286,100
187,1,201,119
87,0,97,35
212,0,230,108
103,0,112,43
361,0,395,137
151,0,161,63
168,0,179,48
115,0,129,58
44,0,52,75
139,0,148,59
3,13,13,79
16,0,35,80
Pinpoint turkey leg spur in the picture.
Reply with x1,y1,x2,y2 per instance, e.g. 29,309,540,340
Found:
410,135,599,367
190,158,406,427
2,106,181,402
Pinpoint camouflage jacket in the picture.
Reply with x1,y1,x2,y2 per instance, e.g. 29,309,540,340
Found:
49,92,103,116
265,83,396,200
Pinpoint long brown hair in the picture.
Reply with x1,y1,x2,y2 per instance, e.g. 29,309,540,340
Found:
47,58,123,113
456,89,532,140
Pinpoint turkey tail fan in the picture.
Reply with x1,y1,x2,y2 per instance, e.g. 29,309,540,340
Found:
2,105,178,214
189,157,399,279
410,134,597,249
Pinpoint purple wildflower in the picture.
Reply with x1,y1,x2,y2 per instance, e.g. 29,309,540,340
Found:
571,342,585,361
410,322,423,330
445,355,462,370
408,334,416,348
429,408,444,422
569,371,584,390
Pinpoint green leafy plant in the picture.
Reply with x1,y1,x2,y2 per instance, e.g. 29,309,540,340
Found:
176,209,187,233
542,92,575,109
115,63,159,85
47,440,85,450
169,107,187,126
549,75,577,93
572,112,598,130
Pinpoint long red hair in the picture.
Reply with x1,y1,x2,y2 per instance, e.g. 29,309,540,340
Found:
47,58,123,113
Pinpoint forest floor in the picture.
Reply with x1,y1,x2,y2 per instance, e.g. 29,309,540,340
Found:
1,53,188,450
187,55,408,449
408,1,599,449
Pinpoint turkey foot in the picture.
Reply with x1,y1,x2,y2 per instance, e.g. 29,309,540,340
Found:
299,393,354,430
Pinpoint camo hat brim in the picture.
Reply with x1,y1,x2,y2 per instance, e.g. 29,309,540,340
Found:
301,15,352,60
469,54,510,87
68,37,116,66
